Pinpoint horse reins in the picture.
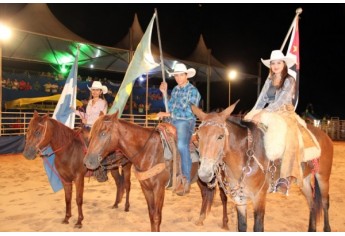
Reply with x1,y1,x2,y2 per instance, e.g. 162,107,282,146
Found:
36,119,85,158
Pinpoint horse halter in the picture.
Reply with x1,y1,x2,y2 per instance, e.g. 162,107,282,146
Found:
35,119,74,157
35,120,49,155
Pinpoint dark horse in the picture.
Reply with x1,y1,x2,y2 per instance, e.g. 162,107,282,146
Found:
191,102,333,232
83,112,229,231
22,111,131,228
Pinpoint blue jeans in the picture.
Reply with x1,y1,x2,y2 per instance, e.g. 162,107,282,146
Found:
172,119,196,183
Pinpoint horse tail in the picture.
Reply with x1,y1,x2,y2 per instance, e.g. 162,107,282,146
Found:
313,174,323,222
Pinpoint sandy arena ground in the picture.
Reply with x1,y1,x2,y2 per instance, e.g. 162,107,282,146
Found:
0,142,344,232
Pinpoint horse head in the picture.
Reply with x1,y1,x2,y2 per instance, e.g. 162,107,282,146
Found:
84,111,120,169
23,111,52,160
191,100,239,183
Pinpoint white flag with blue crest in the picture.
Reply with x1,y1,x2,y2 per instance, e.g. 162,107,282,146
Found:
43,47,79,192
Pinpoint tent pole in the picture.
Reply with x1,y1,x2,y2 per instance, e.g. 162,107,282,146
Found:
207,49,211,112
145,73,148,127
0,42,2,134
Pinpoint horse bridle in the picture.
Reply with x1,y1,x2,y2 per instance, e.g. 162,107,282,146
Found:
35,120,49,155
35,119,76,157
198,119,266,202
198,120,229,167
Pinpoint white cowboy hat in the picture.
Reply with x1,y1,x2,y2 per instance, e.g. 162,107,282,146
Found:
168,63,196,78
87,81,108,94
261,50,296,68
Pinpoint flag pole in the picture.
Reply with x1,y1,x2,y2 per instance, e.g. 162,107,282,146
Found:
280,8,302,51
154,8,169,112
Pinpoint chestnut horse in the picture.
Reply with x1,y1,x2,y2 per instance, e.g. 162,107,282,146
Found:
192,103,333,232
22,111,131,228
83,112,229,231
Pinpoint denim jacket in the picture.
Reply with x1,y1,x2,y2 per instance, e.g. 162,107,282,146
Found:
253,75,295,112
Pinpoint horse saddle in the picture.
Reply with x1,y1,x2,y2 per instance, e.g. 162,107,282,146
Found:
156,122,199,162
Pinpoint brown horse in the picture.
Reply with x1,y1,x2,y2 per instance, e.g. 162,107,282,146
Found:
191,103,333,232
22,111,131,228
83,112,230,231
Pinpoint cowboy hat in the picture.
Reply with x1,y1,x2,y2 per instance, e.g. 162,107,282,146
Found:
87,81,108,94
168,63,196,78
261,50,296,68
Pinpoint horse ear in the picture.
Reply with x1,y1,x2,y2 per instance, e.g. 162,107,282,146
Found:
221,99,240,118
33,110,39,117
111,110,119,122
99,111,105,117
42,112,50,119
191,104,207,121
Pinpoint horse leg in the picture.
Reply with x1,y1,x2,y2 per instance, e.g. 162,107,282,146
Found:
251,188,267,232
195,179,215,226
74,176,84,228
219,186,229,230
62,183,73,225
140,182,165,232
110,168,124,209
123,163,132,212
236,204,247,232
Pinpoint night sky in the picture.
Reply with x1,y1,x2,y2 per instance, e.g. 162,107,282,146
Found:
1,3,345,118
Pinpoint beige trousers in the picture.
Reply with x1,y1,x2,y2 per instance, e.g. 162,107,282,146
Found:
277,109,303,180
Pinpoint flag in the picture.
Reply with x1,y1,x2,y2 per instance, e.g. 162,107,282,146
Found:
286,16,300,109
108,13,159,116
43,47,80,192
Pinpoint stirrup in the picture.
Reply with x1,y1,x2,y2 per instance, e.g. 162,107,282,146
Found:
274,177,290,196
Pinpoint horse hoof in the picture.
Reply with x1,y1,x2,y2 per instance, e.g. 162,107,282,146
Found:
195,220,204,226
62,219,69,224
112,204,119,209
74,224,82,229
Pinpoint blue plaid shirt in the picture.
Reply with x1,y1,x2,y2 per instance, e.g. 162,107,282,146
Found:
168,82,201,120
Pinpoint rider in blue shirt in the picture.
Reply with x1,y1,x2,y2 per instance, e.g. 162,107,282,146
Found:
157,63,201,196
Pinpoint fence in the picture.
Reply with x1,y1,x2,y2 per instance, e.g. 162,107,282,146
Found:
1,111,344,141
319,117,345,141
0,111,163,136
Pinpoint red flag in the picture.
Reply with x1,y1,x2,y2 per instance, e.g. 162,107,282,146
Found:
287,17,300,109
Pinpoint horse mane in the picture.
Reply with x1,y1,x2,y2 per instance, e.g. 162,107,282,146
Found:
91,114,156,140
227,116,256,129
47,117,78,147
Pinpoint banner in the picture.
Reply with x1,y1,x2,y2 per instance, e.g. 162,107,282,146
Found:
108,13,159,116
43,47,79,192
287,16,300,109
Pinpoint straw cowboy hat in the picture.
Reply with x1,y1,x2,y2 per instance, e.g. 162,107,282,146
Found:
169,63,196,78
261,50,296,68
87,81,108,94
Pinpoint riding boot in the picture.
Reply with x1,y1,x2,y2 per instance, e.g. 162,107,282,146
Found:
175,175,190,196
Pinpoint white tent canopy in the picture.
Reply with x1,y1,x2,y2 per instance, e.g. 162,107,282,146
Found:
2,3,230,83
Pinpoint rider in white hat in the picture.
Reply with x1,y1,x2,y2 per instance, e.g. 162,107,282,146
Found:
245,49,320,196
73,81,108,127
